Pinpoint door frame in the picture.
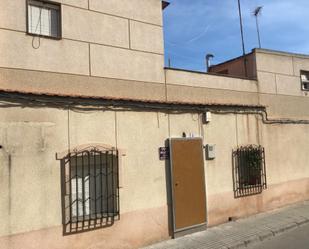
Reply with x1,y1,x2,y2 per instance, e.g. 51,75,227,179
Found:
169,137,207,237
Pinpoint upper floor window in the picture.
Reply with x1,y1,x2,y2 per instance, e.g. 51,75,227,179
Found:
300,70,309,91
27,0,61,39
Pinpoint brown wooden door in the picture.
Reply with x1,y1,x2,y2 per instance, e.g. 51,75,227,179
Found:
170,138,207,234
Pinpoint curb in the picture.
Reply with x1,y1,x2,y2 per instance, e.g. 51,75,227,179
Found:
226,218,309,249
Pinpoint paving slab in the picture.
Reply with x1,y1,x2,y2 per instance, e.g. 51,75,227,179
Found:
141,201,309,249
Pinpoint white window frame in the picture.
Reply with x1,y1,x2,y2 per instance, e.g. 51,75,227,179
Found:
300,70,309,91
26,0,61,39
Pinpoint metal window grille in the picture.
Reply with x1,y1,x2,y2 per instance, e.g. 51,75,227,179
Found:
60,148,119,234
232,145,267,198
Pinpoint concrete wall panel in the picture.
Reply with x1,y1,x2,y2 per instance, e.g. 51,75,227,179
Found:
56,0,89,9
261,123,309,185
0,68,166,102
62,5,129,48
257,71,277,94
259,94,309,119
167,84,259,106
0,0,26,31
256,52,294,75
90,44,165,83
166,69,258,92
89,0,163,25
116,111,169,213
276,74,305,96
293,57,309,76
0,30,89,75
204,114,237,195
169,113,201,138
129,21,164,54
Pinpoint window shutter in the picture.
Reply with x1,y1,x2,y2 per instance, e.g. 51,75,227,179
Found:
50,8,59,37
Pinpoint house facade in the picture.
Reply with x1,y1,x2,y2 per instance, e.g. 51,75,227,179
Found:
0,1,309,249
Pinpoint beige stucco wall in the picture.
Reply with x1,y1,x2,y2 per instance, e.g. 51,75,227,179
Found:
62,5,130,48
0,29,90,75
254,50,309,119
165,69,257,92
89,0,163,26
0,0,164,83
0,107,169,237
256,50,309,97
0,89,309,248
1,1,309,247
203,112,309,226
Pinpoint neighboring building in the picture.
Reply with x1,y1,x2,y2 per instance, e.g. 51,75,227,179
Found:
0,1,309,249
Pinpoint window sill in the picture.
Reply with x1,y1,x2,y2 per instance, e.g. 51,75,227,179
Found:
26,32,62,41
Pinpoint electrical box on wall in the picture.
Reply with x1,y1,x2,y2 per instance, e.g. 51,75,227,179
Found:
202,111,212,124
206,144,216,160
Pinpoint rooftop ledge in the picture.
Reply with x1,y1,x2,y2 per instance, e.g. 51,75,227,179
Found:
165,67,257,81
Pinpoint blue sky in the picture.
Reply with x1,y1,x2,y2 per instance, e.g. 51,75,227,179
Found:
163,0,309,71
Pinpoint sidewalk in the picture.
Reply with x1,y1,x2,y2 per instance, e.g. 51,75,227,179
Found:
142,201,309,249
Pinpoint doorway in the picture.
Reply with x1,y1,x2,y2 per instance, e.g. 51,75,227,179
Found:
169,137,207,237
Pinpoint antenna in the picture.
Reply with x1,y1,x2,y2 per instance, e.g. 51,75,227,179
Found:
253,6,263,48
237,0,248,77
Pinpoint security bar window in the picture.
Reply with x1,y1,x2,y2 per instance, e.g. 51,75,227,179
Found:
300,70,309,91
61,148,119,234
232,145,267,198
27,0,61,38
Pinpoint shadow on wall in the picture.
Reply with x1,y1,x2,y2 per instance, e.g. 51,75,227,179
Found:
164,139,174,238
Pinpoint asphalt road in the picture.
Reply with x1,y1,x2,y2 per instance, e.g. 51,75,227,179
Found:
248,223,309,249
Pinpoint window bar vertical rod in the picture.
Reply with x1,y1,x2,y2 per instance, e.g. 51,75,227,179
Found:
256,148,259,193
100,151,103,224
241,148,245,195
248,148,251,195
116,150,120,217
82,152,85,228
242,148,246,195
235,150,239,197
255,149,257,192
246,148,249,195
262,147,267,189
254,148,257,193
254,148,257,194
237,149,241,197
69,155,72,230
239,149,243,196
75,153,79,224
94,151,97,223
111,150,115,218
243,148,247,196
106,151,109,219
87,151,91,224
245,148,252,195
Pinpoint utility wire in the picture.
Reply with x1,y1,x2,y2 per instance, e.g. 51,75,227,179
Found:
0,92,309,125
